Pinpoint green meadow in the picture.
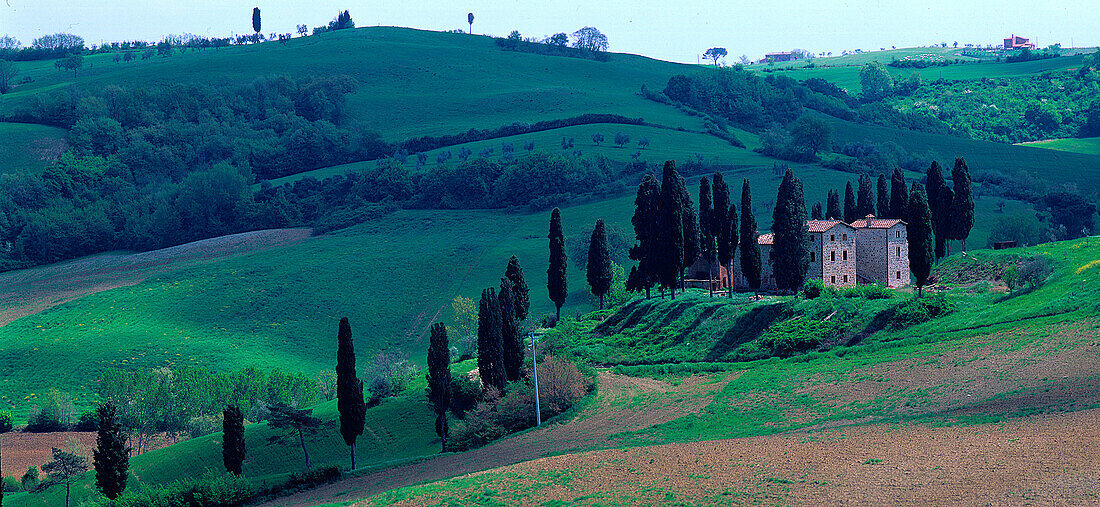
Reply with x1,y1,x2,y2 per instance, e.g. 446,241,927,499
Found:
1018,137,1100,156
0,122,68,175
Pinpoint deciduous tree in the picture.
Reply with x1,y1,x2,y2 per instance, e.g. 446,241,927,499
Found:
426,323,451,451
336,317,365,469
740,179,762,292
268,403,321,472
547,208,568,319
859,61,893,101
586,219,613,308
703,47,727,66
43,445,88,507
789,116,833,156
468,13,475,34
0,59,18,94
772,169,810,293
571,27,609,52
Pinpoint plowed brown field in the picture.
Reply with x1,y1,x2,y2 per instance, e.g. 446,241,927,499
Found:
365,408,1100,506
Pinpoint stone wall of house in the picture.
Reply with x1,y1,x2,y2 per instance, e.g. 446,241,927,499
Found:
854,224,910,287
820,226,857,287
886,224,910,287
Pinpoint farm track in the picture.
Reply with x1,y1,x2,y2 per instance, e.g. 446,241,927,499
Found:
0,228,311,326
264,370,740,507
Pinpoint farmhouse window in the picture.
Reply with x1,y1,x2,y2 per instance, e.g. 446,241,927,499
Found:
896,271,901,279
896,246,901,256
843,234,848,241
831,276,836,284
810,252,815,262
843,250,848,261
843,275,848,283
830,251,836,262
896,230,901,238
831,234,835,241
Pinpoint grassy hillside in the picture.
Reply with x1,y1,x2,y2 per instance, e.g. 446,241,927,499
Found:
2,27,703,141
1019,137,1100,155
0,122,68,175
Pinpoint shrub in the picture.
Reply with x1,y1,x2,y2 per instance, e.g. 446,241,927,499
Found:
889,293,953,329
1,474,21,492
802,279,824,299
186,414,221,438
365,351,418,402
840,284,892,299
536,355,591,417
448,371,482,418
21,467,40,492
97,472,253,506
1016,256,1053,289
0,411,12,433
73,409,98,431
760,317,841,356
25,389,75,432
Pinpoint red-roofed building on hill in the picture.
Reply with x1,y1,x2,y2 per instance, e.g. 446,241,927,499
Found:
850,215,910,287
1003,34,1035,50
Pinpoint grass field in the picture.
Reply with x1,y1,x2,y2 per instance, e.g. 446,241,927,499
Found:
1018,137,1100,155
0,122,68,175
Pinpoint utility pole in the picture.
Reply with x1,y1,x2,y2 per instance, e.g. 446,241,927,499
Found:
529,331,542,426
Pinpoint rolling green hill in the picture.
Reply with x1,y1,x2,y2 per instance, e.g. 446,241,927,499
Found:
1018,137,1100,155
0,122,68,175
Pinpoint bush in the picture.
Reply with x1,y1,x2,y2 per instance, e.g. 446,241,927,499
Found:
73,409,98,431
889,293,953,329
536,355,592,417
97,472,253,507
0,411,12,433
840,284,893,299
760,317,841,356
1016,256,1053,289
802,279,824,299
25,389,75,432
365,351,418,402
186,414,221,438
21,467,40,492
1,474,21,492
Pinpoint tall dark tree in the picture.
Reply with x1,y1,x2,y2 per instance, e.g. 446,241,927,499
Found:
857,174,875,218
844,182,857,223
658,162,686,297
772,169,811,293
811,202,823,220
93,403,129,500
826,189,841,220
268,404,321,472
629,174,661,298
222,405,245,476
712,173,736,298
934,181,954,260
547,208,568,319
950,158,975,251
739,179,762,292
498,278,522,380
926,160,949,258
477,287,505,390
889,168,908,219
336,317,365,469
426,323,451,451
877,174,890,218
907,183,934,297
252,7,262,35
680,181,700,290
698,177,717,295
586,220,613,309
504,256,529,320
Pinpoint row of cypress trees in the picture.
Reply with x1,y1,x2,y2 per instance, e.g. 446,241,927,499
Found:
817,168,912,223
476,258,531,392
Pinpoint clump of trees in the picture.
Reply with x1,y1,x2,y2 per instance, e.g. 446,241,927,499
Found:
494,26,610,61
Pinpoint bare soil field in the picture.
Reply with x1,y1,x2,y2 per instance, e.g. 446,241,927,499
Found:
265,370,740,507
367,407,1100,506
0,432,179,475
0,228,311,326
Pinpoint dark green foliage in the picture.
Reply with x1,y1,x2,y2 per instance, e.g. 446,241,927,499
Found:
221,405,245,476
877,174,890,218
103,472,253,507
907,183,934,296
1009,256,1054,290
926,160,952,259
267,403,322,472
811,202,823,220
889,168,908,219
0,411,11,433
504,256,529,321
43,447,88,507
335,317,365,469
739,179,762,291
586,220,614,309
950,158,975,250
629,174,662,298
425,323,451,451
789,115,834,156
93,402,130,499
699,177,716,267
826,189,841,220
844,182,857,223
477,288,506,391
680,180,701,283
802,279,824,299
658,161,686,297
498,279,522,380
712,173,737,296
547,208,568,319
772,169,811,293
1040,192,1098,239
252,8,261,34
889,293,952,329
859,61,894,102
856,173,875,218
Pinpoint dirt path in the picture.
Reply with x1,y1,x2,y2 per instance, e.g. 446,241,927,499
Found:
264,370,740,507
0,228,312,326
365,407,1100,506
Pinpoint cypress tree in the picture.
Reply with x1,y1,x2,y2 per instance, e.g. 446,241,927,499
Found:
681,187,700,289
857,174,875,218
586,219,613,309
739,179,762,292
222,405,245,476
772,169,811,293
712,173,734,296
889,168,908,219
658,161,685,297
504,256,529,321
811,202,823,220
252,7,261,35
950,158,975,252
934,183,954,260
727,201,739,296
877,174,890,218
547,208,568,319
629,174,661,298
336,317,365,470
426,323,451,451
498,278,522,380
477,287,505,390
926,160,949,259
844,182,857,223
698,177,716,295
93,402,129,499
907,183,934,297
826,189,841,220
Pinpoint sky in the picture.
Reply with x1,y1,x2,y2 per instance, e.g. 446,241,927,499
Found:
2,0,1098,63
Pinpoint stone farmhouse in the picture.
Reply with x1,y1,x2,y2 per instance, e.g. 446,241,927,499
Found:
694,215,909,291
1002,34,1036,50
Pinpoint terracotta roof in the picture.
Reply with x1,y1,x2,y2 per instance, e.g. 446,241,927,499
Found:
757,233,774,245
806,220,851,233
850,214,905,228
